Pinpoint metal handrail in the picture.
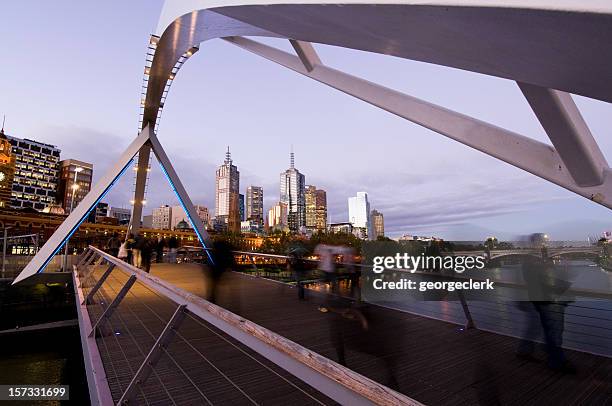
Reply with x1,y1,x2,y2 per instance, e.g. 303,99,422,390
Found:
77,245,422,406
206,248,612,300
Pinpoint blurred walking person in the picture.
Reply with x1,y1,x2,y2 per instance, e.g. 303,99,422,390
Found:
287,242,308,300
141,238,154,273
208,240,235,305
315,244,338,312
118,240,129,263
106,232,121,258
167,236,179,263
132,234,145,268
155,237,166,263
517,233,574,373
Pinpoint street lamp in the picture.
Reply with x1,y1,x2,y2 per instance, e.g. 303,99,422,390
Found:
63,167,83,271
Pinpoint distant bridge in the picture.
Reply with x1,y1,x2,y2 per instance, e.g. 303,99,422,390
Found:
452,247,603,261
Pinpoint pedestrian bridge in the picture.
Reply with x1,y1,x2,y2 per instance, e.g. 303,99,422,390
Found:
74,246,612,405
10,1,612,404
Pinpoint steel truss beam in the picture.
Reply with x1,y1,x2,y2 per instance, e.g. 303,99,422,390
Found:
13,125,151,285
14,125,213,284
223,36,612,209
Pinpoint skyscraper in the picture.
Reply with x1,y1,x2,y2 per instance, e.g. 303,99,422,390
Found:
280,150,305,233
348,192,371,239
239,193,245,222
58,159,93,214
371,209,385,239
8,136,61,211
215,147,240,233
305,185,327,232
246,186,264,226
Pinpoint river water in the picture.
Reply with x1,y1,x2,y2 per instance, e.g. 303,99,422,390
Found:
370,260,612,357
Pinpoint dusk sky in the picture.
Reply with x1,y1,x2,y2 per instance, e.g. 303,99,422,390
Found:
1,1,610,240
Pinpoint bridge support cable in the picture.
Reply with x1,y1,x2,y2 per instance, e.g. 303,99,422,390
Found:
222,36,612,209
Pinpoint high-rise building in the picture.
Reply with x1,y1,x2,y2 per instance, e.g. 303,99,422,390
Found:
348,192,371,239
0,126,16,208
239,193,245,222
58,159,93,214
215,147,240,233
305,185,327,232
246,186,264,226
268,201,288,231
8,136,61,211
152,205,172,230
109,207,131,225
371,209,385,239
280,151,305,232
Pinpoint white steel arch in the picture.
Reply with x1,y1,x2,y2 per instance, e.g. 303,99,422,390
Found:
132,0,612,235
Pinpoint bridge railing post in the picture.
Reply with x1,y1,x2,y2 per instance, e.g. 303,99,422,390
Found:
457,290,476,329
117,305,187,405
83,264,115,304
89,274,137,337
76,249,94,269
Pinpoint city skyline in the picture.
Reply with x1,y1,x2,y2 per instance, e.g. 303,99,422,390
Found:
1,1,610,240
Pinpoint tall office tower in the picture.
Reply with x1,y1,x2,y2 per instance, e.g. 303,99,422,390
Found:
268,201,288,231
246,186,264,226
57,159,93,214
0,126,16,208
215,147,240,233
371,209,385,239
239,193,245,222
8,136,61,211
152,205,172,230
305,185,327,232
280,151,305,233
348,192,371,239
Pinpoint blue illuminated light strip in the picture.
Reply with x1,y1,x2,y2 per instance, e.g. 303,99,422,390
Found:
157,162,215,265
36,158,136,273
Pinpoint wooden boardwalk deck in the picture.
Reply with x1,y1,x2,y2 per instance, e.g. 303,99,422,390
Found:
83,266,338,405
85,263,612,405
